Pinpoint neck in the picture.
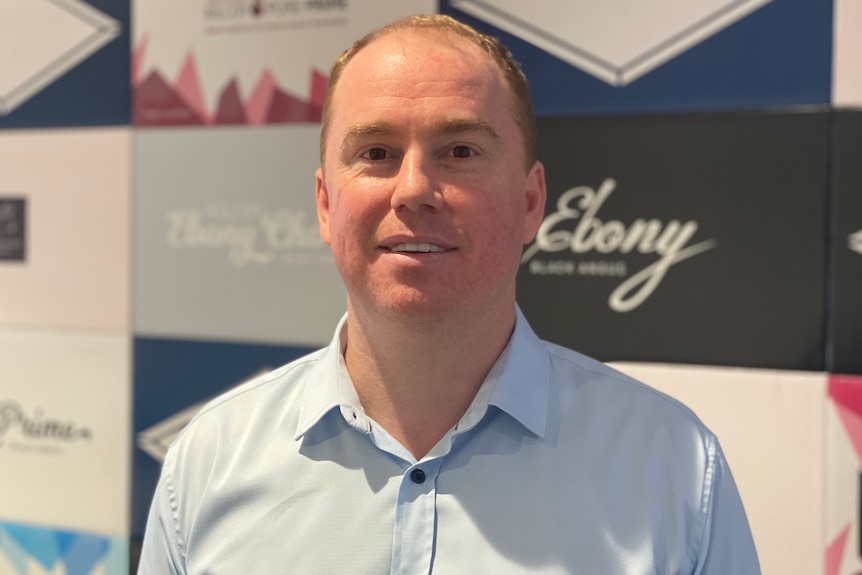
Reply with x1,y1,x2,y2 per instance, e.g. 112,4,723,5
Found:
344,301,516,459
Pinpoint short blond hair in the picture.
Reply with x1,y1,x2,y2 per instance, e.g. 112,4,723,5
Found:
319,14,536,170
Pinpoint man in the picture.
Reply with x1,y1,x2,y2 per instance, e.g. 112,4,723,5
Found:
139,14,760,574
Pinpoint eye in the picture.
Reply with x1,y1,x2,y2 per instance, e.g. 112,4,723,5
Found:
451,145,473,158
362,147,387,161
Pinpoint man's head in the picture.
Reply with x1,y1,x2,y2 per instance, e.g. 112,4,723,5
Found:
315,16,546,322
320,14,536,171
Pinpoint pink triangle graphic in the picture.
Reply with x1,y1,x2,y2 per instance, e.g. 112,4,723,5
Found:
836,403,862,463
246,70,277,125
825,523,851,575
215,79,247,124
132,36,148,87
176,52,210,124
830,375,862,420
310,68,328,110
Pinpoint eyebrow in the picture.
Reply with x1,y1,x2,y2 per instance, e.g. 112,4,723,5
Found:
340,118,500,153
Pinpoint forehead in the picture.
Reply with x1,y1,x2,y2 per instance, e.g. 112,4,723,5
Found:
328,29,515,134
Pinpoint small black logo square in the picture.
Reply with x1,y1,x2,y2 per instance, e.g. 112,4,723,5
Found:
0,197,26,261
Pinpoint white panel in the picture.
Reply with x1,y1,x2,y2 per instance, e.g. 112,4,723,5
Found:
0,128,131,331
133,0,437,120
610,362,826,575
0,328,130,537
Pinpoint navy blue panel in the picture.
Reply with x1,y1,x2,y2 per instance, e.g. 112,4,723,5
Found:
441,1,832,115
0,0,130,129
131,337,315,538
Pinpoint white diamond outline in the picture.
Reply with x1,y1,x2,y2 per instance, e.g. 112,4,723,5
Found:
0,0,121,116
450,0,773,86
136,369,271,463
849,229,862,256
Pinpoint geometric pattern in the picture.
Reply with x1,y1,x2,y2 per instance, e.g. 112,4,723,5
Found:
449,0,773,86
0,0,119,115
825,523,851,575
829,375,862,455
0,521,127,575
826,375,862,575
133,40,328,127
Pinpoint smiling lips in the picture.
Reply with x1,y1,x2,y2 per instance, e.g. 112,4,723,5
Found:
390,242,446,253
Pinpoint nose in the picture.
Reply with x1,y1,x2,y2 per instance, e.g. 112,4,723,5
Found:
390,149,443,212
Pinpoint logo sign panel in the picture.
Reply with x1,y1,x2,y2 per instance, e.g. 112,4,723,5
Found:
518,112,828,370
0,197,26,261
442,0,831,115
0,129,131,331
133,0,435,127
135,126,345,346
0,329,130,537
0,0,129,128
831,111,862,375
132,337,314,539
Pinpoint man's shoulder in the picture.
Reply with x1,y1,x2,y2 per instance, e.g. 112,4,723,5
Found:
172,347,327,446
541,339,712,440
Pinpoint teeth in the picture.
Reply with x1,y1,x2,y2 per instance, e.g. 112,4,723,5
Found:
392,243,444,253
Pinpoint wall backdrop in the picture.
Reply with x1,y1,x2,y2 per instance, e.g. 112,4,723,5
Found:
1,1,859,574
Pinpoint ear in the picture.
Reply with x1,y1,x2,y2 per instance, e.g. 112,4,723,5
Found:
315,167,332,245
522,161,547,243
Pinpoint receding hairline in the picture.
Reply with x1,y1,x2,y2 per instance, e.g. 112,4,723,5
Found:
319,15,536,171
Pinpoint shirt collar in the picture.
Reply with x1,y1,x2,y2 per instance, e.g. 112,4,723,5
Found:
294,306,550,440
294,312,355,439
459,306,550,438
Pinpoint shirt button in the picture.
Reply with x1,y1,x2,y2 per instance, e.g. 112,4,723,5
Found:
410,468,426,484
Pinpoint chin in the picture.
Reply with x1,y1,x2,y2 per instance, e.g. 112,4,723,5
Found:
375,290,466,322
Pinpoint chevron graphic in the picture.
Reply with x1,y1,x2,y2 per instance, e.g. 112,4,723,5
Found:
450,0,773,86
0,0,120,115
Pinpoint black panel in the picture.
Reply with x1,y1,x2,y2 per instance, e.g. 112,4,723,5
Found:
831,111,862,375
518,110,829,370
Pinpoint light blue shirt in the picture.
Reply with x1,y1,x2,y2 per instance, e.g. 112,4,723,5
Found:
139,308,760,574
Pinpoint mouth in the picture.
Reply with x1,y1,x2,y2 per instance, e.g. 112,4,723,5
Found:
389,242,446,253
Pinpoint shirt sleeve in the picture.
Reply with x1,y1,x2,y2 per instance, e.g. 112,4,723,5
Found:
694,441,761,575
137,456,186,575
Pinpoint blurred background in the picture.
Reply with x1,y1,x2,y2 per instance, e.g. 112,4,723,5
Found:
0,1,860,573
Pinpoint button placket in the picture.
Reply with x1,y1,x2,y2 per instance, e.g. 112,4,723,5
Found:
391,461,442,574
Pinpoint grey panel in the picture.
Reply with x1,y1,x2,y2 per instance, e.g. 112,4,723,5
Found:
135,125,345,345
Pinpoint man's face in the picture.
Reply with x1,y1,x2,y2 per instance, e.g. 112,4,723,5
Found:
316,29,545,321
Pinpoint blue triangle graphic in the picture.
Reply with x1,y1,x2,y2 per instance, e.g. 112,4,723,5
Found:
3,523,60,569
64,534,111,575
